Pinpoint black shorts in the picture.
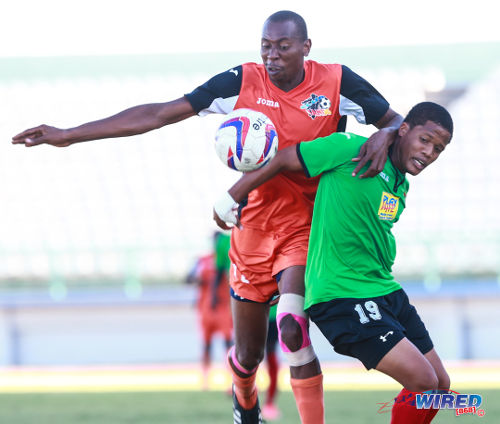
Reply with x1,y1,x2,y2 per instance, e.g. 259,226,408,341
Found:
308,289,433,370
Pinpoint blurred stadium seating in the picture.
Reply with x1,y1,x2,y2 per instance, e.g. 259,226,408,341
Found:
1,45,498,296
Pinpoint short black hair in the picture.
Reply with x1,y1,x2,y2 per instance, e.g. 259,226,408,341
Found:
266,10,308,41
404,102,454,139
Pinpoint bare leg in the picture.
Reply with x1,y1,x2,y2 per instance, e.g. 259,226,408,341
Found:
424,348,450,390
422,348,450,423
201,339,211,390
227,298,269,424
230,298,269,375
376,338,442,424
376,338,438,392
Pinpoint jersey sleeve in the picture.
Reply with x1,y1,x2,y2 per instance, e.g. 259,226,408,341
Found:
297,133,366,178
184,65,242,116
339,65,389,125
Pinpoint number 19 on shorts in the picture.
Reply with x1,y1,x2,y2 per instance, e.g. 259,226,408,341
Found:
354,301,382,323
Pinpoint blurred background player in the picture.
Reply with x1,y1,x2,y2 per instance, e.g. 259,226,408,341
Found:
186,231,233,389
261,303,281,421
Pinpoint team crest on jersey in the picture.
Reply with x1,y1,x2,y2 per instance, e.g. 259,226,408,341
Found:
300,93,332,119
378,192,400,221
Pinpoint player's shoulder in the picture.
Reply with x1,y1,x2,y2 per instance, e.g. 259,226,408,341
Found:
323,131,367,146
241,62,266,77
302,61,343,85
198,64,245,85
241,62,262,69
304,59,343,71
343,132,367,143
338,64,370,85
215,64,244,80
301,132,366,160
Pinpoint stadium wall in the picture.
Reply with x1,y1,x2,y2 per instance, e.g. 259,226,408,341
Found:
0,285,499,366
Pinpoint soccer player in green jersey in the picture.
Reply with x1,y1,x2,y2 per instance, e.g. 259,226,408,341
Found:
214,102,453,423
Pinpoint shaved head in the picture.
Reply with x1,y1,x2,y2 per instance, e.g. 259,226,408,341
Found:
265,10,308,41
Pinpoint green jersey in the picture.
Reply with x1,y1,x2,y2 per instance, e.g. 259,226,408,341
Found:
269,303,278,322
214,232,231,272
297,132,409,309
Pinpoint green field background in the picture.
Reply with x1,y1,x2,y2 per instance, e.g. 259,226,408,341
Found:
1,389,497,424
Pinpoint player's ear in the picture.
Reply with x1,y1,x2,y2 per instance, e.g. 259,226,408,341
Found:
398,122,409,137
303,39,311,57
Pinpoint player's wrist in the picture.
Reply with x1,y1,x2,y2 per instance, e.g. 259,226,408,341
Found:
214,191,238,225
62,128,81,144
380,126,398,146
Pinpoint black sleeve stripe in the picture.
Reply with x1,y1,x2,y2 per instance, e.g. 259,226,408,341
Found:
185,65,243,114
336,115,347,132
296,143,311,178
340,65,389,125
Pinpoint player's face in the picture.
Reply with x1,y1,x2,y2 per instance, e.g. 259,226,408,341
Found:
396,120,451,175
261,20,311,90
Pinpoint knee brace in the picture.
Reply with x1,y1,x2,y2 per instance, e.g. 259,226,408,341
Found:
276,293,316,367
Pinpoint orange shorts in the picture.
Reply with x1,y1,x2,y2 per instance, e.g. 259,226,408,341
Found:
229,225,310,303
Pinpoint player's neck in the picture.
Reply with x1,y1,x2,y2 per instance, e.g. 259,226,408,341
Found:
270,70,305,92
389,141,405,174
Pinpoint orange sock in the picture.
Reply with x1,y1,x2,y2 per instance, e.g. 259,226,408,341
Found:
231,370,258,409
290,373,324,424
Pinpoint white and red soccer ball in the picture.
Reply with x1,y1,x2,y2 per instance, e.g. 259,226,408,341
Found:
215,108,278,172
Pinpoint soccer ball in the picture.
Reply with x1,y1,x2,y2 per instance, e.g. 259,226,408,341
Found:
214,108,278,172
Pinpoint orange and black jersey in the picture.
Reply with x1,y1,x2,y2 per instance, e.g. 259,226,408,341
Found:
185,61,389,232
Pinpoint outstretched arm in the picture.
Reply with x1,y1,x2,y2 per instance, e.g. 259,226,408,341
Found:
352,107,403,178
12,97,196,148
213,145,302,229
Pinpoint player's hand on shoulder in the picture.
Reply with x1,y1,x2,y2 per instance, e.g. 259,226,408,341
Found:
213,191,240,230
12,125,71,148
352,127,393,178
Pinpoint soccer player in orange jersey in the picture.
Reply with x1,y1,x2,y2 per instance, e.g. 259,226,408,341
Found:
186,231,233,390
13,11,402,424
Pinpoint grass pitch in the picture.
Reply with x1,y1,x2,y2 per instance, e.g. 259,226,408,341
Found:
0,389,497,424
